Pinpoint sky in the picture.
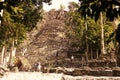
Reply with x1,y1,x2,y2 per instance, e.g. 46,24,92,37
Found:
43,0,79,12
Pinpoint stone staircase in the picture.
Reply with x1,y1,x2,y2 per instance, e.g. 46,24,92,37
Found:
45,58,120,76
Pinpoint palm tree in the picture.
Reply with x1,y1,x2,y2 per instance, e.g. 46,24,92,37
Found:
79,0,120,56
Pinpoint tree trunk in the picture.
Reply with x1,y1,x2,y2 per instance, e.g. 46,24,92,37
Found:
91,48,93,60
96,49,99,59
113,18,120,30
85,21,89,61
1,46,5,64
116,44,120,66
100,12,106,55
9,40,16,66
0,9,3,26
113,18,120,66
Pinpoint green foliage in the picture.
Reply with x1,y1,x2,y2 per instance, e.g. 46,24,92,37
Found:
104,21,115,53
1,10,26,46
78,0,119,55
67,8,101,53
0,0,51,48
79,0,120,21
22,6,42,31
67,2,115,55
86,17,101,50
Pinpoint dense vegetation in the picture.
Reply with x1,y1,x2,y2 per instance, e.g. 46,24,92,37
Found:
79,0,120,55
66,1,120,59
65,1,120,67
0,0,51,48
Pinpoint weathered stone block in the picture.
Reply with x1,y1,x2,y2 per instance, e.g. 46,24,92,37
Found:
88,60,117,67
112,67,120,76
49,68,56,73
18,57,32,71
72,69,82,76
89,70,113,76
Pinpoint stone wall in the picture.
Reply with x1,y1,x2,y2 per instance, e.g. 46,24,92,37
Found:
43,67,120,76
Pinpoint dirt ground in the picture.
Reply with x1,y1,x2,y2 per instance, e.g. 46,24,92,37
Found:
0,72,120,80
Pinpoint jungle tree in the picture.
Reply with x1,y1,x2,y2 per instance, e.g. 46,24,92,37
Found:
0,0,51,46
67,2,101,60
79,0,120,55
0,0,51,65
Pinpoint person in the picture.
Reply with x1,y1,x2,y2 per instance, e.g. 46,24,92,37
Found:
34,62,42,72
37,62,42,72
71,55,74,62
